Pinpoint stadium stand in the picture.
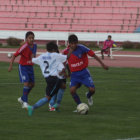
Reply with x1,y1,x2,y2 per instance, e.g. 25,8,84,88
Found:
0,0,140,33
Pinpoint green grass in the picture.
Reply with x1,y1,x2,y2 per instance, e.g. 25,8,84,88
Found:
0,62,140,140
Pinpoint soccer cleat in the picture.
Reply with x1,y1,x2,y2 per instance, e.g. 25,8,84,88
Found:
22,102,29,109
86,92,93,106
48,103,52,110
27,105,33,116
53,103,59,109
49,107,56,111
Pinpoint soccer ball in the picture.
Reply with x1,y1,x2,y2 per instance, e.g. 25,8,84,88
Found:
77,103,89,115
7,53,12,58
113,43,117,47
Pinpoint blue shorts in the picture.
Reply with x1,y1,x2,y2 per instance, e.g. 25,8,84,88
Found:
70,68,95,88
18,64,35,83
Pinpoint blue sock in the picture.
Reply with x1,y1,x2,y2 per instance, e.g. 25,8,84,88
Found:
21,86,31,102
87,92,93,98
49,94,57,107
72,93,81,105
56,89,65,105
33,97,49,110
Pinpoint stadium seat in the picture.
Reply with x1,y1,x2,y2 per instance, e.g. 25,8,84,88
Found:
0,0,140,33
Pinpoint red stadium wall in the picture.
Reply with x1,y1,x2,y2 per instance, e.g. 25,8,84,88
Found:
0,0,140,33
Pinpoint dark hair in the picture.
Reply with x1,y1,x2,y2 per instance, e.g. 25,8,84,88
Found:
46,41,58,52
108,35,112,38
25,31,35,39
68,34,78,44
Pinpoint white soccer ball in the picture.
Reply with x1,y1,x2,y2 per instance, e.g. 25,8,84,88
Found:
7,53,12,58
77,103,89,115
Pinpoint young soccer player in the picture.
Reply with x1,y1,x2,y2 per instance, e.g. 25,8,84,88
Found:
64,34,109,108
27,42,67,116
101,35,115,59
8,31,37,108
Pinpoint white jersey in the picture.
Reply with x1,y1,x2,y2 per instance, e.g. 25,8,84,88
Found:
32,52,67,78
57,63,65,79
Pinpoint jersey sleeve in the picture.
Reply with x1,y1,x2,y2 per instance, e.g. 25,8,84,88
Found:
56,54,67,63
32,44,37,57
80,45,95,57
87,50,95,57
14,43,28,57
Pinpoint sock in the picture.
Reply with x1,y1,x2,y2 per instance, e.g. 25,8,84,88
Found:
33,97,49,110
87,92,93,98
49,95,57,107
56,89,65,105
72,93,81,105
21,86,31,102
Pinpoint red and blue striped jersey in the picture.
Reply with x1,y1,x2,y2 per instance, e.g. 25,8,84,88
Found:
14,42,37,66
63,44,95,72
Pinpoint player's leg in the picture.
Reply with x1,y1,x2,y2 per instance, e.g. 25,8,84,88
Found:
101,49,105,59
53,79,66,109
18,65,33,108
27,76,61,116
86,87,95,106
28,95,51,116
49,94,57,111
26,66,35,97
70,86,81,105
69,73,82,105
107,48,110,57
19,66,35,108
82,71,95,106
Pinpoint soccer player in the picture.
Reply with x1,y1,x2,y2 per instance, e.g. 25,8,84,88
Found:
101,35,115,59
8,31,37,108
64,34,109,108
27,42,67,116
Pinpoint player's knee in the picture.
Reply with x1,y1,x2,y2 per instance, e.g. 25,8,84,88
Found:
89,88,95,94
46,96,51,101
70,88,76,95
31,83,35,88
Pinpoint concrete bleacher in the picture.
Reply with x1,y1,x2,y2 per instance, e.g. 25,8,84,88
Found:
0,0,140,33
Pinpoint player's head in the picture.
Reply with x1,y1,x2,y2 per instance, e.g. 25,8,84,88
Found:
25,31,35,45
46,41,58,52
68,34,78,50
108,35,112,40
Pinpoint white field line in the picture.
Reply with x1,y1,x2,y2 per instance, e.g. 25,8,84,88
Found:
0,51,43,55
0,51,140,58
115,137,140,140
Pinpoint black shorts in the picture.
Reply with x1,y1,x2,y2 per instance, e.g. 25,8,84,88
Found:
60,79,66,84
45,76,62,97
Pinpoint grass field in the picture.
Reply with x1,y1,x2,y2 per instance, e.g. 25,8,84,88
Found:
0,62,140,140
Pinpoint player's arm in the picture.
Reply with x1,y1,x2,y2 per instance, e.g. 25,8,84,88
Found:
8,55,16,72
93,54,109,70
8,47,21,72
66,63,71,77
32,55,41,65
87,49,109,70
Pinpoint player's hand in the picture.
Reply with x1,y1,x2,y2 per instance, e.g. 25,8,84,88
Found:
8,66,12,72
103,64,109,70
